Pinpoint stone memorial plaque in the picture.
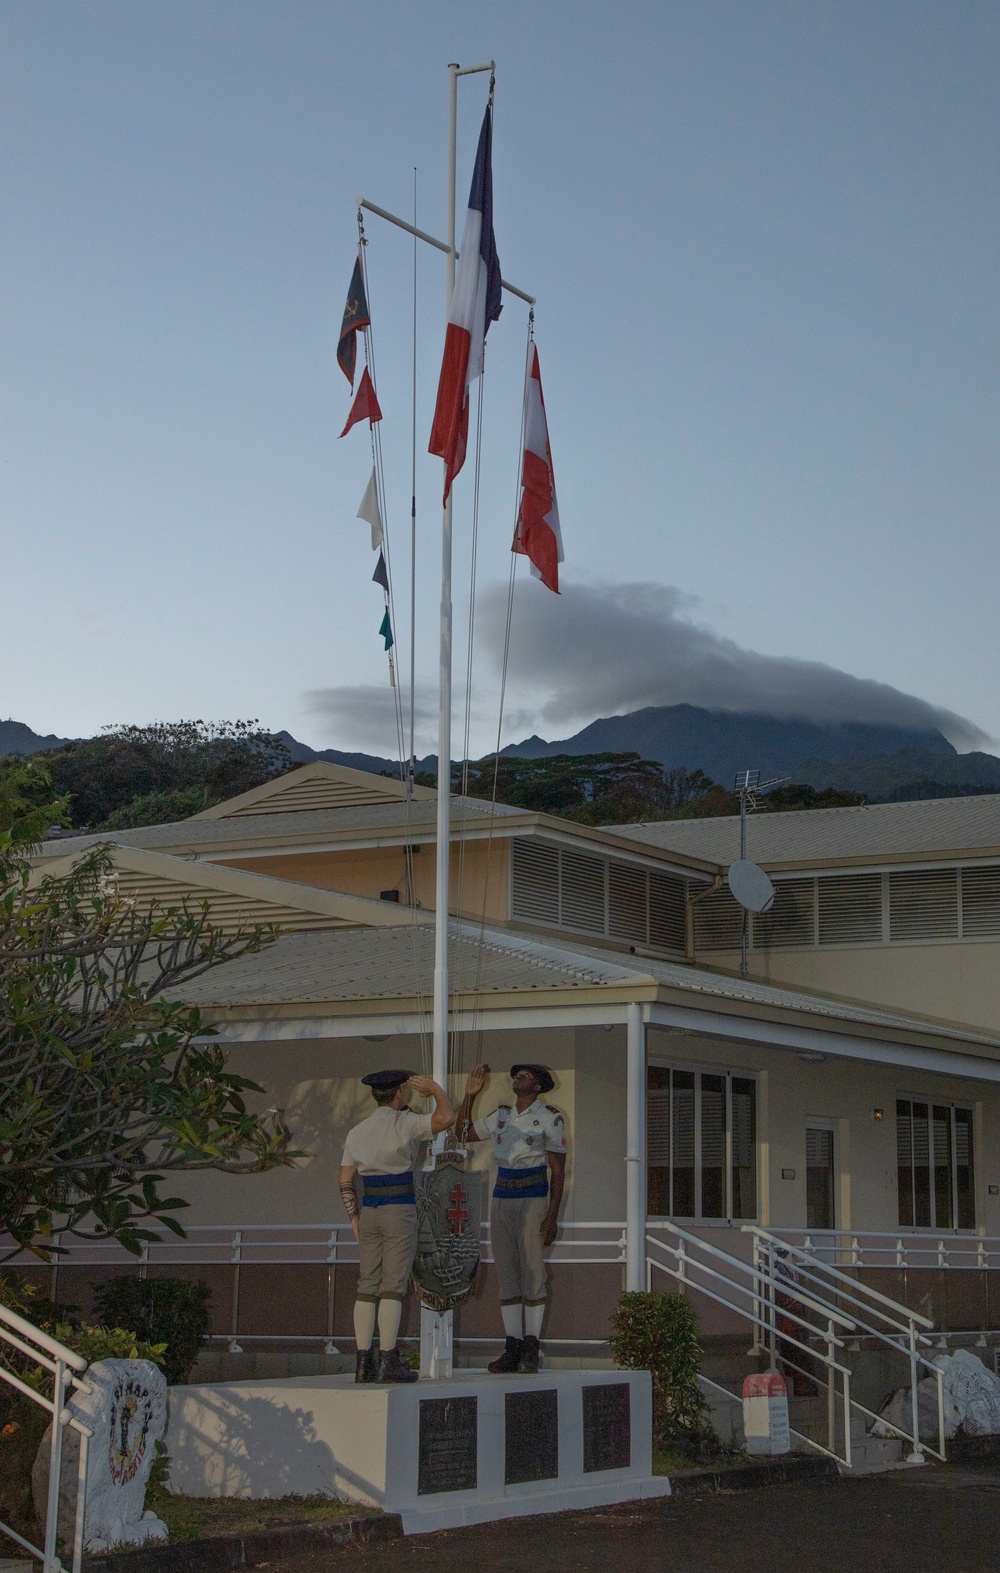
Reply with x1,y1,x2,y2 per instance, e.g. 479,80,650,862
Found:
505,1388,559,1485
582,1383,631,1473
418,1396,478,1495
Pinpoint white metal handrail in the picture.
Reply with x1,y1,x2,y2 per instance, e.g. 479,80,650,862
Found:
763,1227,1000,1272
645,1220,856,1466
0,1307,92,1573
747,1226,945,1464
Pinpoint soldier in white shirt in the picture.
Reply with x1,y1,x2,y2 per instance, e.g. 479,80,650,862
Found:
456,1062,567,1373
340,1068,455,1383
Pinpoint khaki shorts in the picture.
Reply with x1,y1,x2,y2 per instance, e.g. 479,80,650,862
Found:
356,1204,418,1302
490,1195,549,1305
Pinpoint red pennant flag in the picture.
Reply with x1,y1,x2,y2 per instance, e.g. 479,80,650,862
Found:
340,367,383,438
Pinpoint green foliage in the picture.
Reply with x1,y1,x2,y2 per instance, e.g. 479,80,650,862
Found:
0,845,298,1260
100,786,215,831
91,1278,212,1385
40,720,292,830
609,1291,712,1446
0,757,71,853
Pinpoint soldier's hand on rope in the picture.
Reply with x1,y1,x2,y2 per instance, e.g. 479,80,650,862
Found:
540,1214,559,1248
466,1063,490,1096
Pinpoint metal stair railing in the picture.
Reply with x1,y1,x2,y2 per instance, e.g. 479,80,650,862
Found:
645,1220,857,1466
745,1225,945,1464
0,1301,92,1573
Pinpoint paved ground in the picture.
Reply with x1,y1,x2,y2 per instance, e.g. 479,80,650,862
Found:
263,1463,1000,1573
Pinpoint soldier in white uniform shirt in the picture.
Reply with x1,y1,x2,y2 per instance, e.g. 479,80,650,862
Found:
340,1068,455,1383
456,1062,567,1373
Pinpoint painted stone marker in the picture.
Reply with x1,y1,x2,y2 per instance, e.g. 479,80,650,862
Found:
33,1359,168,1552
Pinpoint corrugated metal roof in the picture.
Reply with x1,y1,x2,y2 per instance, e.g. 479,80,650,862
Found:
172,920,1000,1049
609,795,1000,870
32,796,522,861
31,846,428,933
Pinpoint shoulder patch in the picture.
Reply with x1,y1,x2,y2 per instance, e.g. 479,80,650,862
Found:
545,1104,561,1115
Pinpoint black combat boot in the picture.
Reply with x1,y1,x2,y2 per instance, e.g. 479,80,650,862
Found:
518,1335,540,1374
377,1346,418,1383
355,1347,377,1383
488,1336,524,1373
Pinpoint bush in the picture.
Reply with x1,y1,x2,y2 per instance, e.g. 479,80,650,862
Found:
609,1290,713,1449
91,1278,212,1386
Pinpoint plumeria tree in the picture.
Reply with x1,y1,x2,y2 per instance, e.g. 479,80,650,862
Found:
0,841,294,1260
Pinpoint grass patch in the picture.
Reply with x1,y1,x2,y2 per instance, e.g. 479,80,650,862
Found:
146,1489,362,1543
653,1446,751,1476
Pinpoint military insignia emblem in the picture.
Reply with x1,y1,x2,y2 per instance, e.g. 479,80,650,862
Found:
108,1371,156,1486
413,1163,483,1313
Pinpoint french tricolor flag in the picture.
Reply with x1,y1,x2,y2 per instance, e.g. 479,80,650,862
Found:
429,104,502,503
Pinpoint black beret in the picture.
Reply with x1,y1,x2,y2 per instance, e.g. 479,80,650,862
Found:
362,1069,413,1090
510,1063,555,1095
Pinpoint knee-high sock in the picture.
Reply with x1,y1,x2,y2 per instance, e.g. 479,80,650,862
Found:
354,1301,377,1351
501,1302,524,1339
524,1302,545,1339
378,1298,402,1351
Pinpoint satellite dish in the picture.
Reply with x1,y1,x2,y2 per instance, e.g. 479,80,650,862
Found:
728,859,775,913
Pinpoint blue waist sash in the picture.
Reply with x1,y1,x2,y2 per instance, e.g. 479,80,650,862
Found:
362,1172,416,1207
493,1163,548,1201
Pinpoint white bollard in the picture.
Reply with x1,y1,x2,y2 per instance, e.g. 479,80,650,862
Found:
742,1372,791,1455
419,1304,453,1378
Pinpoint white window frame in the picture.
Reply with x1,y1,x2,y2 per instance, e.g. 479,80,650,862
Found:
646,1057,760,1224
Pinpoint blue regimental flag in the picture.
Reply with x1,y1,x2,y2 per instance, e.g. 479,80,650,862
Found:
337,255,371,388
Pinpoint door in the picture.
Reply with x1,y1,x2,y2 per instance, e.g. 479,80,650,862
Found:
806,1124,836,1231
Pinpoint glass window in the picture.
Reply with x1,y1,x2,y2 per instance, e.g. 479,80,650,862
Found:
897,1099,975,1230
647,1066,757,1221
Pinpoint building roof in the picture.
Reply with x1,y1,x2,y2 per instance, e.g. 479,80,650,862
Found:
609,794,1000,872
173,918,1000,1060
31,845,428,933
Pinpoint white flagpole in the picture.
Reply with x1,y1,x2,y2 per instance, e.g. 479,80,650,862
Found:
431,62,460,1096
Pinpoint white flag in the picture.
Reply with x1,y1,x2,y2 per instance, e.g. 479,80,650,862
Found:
356,470,383,550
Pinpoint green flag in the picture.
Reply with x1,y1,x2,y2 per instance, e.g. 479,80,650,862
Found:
379,609,394,651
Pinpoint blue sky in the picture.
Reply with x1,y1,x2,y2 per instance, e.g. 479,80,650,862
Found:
1,2,997,759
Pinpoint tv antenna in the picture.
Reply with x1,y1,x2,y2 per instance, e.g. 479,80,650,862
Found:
729,769,788,978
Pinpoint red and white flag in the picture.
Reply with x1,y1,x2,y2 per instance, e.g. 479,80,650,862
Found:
428,104,502,503
512,344,563,593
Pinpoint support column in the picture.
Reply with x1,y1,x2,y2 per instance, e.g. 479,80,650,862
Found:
625,1002,647,1292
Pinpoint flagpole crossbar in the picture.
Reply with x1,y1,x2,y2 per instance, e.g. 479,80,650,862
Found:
355,198,536,306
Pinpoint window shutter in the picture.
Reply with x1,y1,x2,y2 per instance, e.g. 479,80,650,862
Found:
608,861,647,941
754,878,815,949
818,873,883,945
961,866,1000,938
560,851,606,934
647,1088,671,1165
649,870,687,952
888,869,959,941
693,887,744,951
511,839,559,924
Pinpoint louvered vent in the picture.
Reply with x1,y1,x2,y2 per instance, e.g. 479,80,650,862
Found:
961,866,1000,938
510,839,687,953
649,871,687,952
693,888,743,951
889,869,959,942
560,852,605,933
224,776,401,816
608,862,647,942
112,872,348,933
818,874,883,945
511,839,560,924
754,878,815,949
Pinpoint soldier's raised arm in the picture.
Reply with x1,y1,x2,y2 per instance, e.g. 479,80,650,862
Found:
455,1062,490,1142
408,1075,455,1134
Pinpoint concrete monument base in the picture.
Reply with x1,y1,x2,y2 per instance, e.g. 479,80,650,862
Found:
165,1367,670,1533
